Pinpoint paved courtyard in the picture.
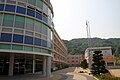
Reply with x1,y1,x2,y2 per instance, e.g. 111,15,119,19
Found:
0,67,97,80
109,69,120,77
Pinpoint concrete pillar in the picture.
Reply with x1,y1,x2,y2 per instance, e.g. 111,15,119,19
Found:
114,62,116,66
32,55,35,74
43,57,46,76
8,54,14,76
106,62,107,66
46,56,51,77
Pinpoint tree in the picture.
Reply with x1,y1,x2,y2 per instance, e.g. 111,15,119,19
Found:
91,50,108,75
80,59,88,69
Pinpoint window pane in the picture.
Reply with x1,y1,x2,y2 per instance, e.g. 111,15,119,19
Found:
26,18,34,31
25,31,33,36
41,39,47,47
17,0,27,3
43,3,48,14
0,0,5,2
0,4,4,11
2,28,12,32
47,42,51,48
3,14,14,27
27,9,35,17
24,46,33,51
36,12,42,20
35,21,42,33
0,13,3,25
13,34,23,43
34,38,41,46
14,29,24,34
0,44,11,50
24,36,33,45
6,0,16,4
34,47,41,52
5,4,15,12
42,24,47,35
12,44,23,50
0,33,12,42
28,0,36,6
16,6,26,14
42,16,48,23
15,15,25,29
18,2,26,7
36,0,43,9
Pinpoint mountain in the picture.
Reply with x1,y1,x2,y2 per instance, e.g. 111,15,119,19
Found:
62,38,120,56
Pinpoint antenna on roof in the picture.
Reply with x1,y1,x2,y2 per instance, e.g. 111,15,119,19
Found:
86,20,91,47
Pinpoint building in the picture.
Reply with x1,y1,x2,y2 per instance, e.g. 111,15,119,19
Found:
52,27,68,70
85,47,115,69
67,54,84,67
0,0,54,77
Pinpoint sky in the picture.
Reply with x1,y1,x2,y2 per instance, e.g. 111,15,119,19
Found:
50,0,120,40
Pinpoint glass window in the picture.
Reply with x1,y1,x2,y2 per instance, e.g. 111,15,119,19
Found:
25,18,34,31
28,0,36,6
16,6,26,14
17,0,27,3
34,38,41,46
34,47,41,52
0,0,5,2
15,15,25,29
0,4,4,11
14,29,24,34
36,12,42,20
42,24,47,35
42,16,48,23
5,4,15,12
13,34,23,43
0,13,3,25
24,46,33,51
35,20,42,33
36,0,43,9
25,31,33,36
41,39,47,47
0,44,11,50
6,0,16,4
24,36,33,45
3,14,14,27
35,33,41,38
12,44,23,50
43,3,48,14
47,28,51,38
47,42,51,48
41,48,48,53
2,28,12,32
0,33,12,42
27,9,35,17
18,2,26,7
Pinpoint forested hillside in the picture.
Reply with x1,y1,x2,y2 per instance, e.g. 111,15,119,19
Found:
62,38,120,56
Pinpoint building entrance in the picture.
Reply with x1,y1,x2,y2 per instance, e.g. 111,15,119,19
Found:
0,53,9,75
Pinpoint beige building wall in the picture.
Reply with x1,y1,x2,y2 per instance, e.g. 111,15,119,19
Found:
67,54,84,67
52,27,68,70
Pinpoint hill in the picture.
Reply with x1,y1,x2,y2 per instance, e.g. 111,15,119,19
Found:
62,38,120,56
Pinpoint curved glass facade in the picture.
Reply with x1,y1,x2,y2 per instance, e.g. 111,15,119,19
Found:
0,0,53,56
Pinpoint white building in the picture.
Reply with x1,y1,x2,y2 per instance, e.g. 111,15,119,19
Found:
85,47,115,69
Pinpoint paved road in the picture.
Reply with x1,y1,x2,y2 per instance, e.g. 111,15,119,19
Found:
0,67,97,80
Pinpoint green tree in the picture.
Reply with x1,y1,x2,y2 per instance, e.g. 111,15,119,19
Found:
80,59,88,69
91,50,108,75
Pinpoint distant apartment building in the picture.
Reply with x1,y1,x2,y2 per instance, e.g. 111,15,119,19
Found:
67,54,84,67
52,27,68,70
85,47,115,69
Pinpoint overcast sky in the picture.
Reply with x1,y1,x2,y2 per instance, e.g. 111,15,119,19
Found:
50,0,120,40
